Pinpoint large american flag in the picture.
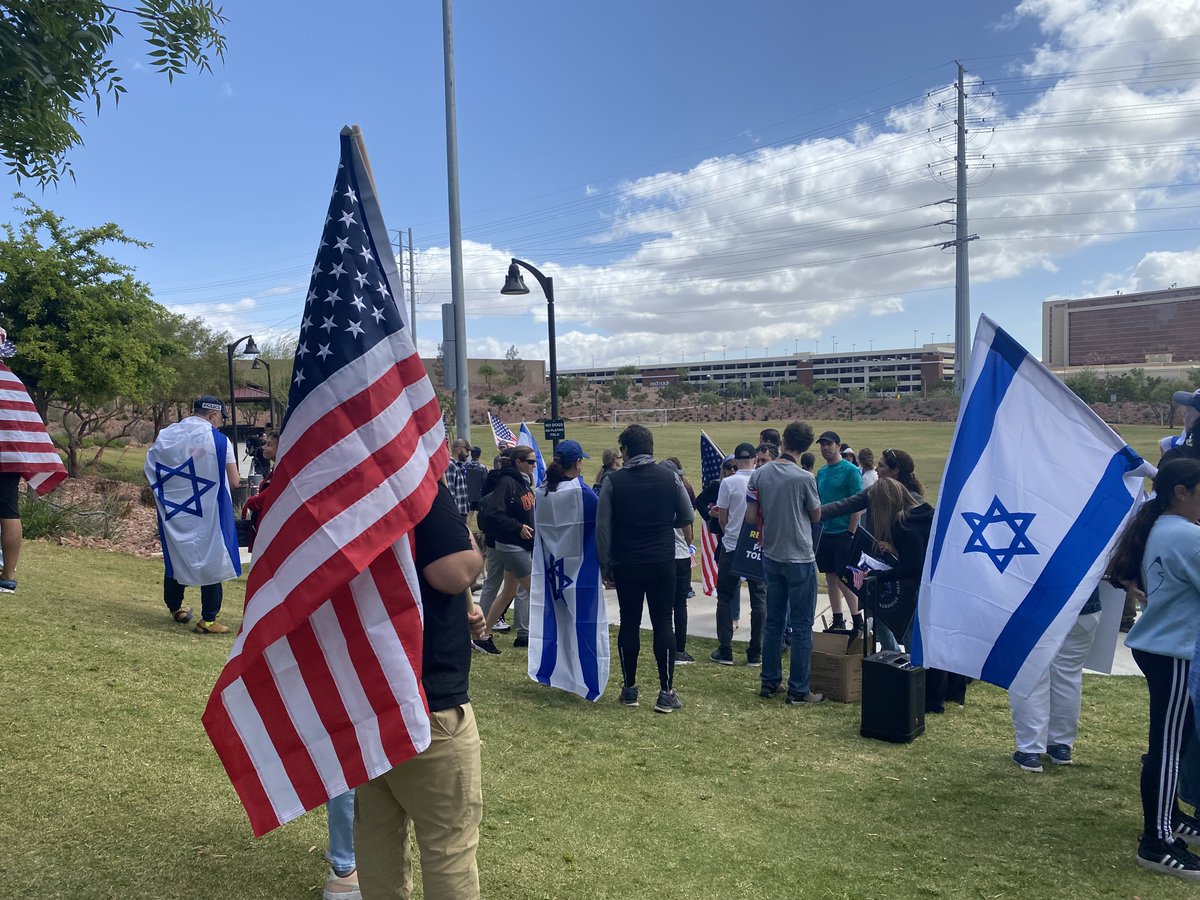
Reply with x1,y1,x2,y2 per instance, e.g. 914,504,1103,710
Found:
202,129,447,837
0,360,67,495
698,431,724,597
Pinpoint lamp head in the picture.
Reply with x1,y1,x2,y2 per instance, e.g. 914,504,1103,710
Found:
500,262,529,296
243,336,260,356
251,357,263,370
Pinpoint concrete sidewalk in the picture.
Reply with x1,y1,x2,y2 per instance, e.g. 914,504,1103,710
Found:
240,548,1141,677
601,583,1142,677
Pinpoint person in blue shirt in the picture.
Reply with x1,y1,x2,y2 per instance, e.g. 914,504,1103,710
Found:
1107,458,1200,881
814,430,863,633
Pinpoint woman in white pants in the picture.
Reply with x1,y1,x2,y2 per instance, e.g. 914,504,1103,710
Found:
1007,587,1102,773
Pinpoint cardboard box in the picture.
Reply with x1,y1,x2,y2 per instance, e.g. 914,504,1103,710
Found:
808,630,863,702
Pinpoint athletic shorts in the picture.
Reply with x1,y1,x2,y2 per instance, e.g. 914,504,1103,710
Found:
0,473,19,519
815,530,853,575
492,545,532,578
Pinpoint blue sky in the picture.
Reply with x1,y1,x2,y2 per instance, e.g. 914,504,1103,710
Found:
6,0,1200,367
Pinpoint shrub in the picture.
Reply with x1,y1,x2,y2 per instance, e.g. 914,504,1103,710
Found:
20,491,130,541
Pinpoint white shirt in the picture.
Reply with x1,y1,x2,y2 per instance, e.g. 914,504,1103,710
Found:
716,468,753,552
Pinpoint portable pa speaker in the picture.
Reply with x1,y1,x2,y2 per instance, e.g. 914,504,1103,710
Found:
860,651,925,743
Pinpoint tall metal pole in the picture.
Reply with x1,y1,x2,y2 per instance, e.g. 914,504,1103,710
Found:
408,226,417,344
954,62,971,393
442,0,470,440
227,346,238,464
545,276,558,450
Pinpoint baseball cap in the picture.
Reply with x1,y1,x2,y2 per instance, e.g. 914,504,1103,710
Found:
555,439,590,464
1172,389,1200,412
818,430,841,444
734,442,757,459
194,395,227,418
841,446,856,457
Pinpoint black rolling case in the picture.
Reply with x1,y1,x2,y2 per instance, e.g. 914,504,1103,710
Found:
860,650,925,743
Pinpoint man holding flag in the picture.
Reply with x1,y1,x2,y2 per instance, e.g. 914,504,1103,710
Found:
201,128,486,898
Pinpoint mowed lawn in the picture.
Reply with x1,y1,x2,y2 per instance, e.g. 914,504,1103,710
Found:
1,540,1195,899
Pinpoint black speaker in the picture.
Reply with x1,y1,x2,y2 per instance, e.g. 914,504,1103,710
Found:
860,651,926,743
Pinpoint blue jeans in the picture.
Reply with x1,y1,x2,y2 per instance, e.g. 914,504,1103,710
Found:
761,559,817,696
327,789,356,874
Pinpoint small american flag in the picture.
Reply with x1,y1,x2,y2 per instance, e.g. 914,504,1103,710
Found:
698,431,724,597
202,129,447,837
490,411,517,449
0,361,67,495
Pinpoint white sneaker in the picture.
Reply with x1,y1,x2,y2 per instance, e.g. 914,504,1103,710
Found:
323,868,361,900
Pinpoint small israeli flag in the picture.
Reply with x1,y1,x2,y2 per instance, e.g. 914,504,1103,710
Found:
913,315,1153,695
518,421,547,486
528,476,609,701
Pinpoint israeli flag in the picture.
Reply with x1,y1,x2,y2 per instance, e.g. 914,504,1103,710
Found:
145,418,241,586
518,421,546,486
528,475,609,701
913,315,1152,695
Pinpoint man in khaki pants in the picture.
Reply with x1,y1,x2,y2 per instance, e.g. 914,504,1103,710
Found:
354,481,487,899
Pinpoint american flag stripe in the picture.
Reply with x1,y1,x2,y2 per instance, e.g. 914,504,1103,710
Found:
700,525,718,596
203,130,443,836
699,431,724,597
0,364,67,494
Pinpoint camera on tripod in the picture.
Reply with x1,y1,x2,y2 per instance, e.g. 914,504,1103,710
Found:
244,430,271,477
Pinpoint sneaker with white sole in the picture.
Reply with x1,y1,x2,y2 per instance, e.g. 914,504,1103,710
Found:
1176,811,1200,849
709,647,734,666
1137,836,1200,880
674,650,695,665
492,616,511,633
618,685,639,707
471,637,501,655
1011,751,1043,773
787,691,825,706
0,578,15,593
1046,743,1073,765
654,690,684,714
323,867,361,900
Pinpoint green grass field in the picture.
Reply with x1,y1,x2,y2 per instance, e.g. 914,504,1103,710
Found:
1,541,1195,899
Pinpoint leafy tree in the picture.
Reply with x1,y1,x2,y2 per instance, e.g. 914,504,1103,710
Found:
1062,368,1105,405
659,383,683,407
616,364,639,376
0,195,180,472
1,1,228,184
477,363,497,389
430,341,444,384
609,374,631,401
698,391,721,407
502,344,524,386
868,377,898,395
557,374,577,400
812,379,839,396
142,311,225,436
489,392,509,409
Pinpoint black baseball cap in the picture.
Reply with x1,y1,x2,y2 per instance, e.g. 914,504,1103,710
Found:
817,430,841,444
734,442,757,459
194,395,227,418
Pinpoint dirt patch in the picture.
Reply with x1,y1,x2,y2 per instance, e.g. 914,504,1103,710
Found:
43,475,162,559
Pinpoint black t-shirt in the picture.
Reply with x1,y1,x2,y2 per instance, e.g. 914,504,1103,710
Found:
412,482,475,711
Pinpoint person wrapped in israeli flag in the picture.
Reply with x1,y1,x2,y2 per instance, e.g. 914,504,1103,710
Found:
528,440,609,701
913,315,1154,696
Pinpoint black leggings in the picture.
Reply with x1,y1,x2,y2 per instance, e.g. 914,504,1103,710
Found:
615,562,676,692
672,558,691,653
1133,649,1194,842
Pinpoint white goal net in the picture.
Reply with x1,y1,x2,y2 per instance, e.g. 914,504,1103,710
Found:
610,408,670,427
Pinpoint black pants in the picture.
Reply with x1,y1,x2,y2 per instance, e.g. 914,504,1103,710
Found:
925,669,969,713
164,575,223,622
615,562,676,692
1133,649,1194,842
672,558,691,653
715,545,766,654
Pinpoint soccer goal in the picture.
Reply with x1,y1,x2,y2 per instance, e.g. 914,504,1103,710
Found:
610,408,670,427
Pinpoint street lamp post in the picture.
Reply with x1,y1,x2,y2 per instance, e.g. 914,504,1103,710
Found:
251,356,274,430
500,258,559,449
226,334,260,467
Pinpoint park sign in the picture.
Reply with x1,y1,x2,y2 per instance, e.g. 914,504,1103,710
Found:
543,418,565,441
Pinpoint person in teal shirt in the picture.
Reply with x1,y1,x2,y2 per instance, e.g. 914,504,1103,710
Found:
814,430,863,632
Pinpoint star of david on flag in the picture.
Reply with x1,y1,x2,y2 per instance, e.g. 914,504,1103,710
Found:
151,458,216,520
913,315,1154,695
546,554,574,603
960,496,1037,573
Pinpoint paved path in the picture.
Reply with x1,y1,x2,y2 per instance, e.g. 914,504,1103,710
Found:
240,548,1140,677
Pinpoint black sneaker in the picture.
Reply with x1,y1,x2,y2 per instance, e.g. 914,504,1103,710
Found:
1137,837,1200,880
512,635,529,649
1176,812,1200,849
686,587,695,599
787,691,825,705
654,690,684,714
1012,751,1043,773
492,616,512,633
824,615,846,632
0,578,15,593
618,685,639,707
709,647,734,666
471,637,501,655
1046,743,1073,765
674,650,695,665
746,650,762,667
759,682,785,699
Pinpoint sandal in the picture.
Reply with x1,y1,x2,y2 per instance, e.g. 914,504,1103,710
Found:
172,606,193,624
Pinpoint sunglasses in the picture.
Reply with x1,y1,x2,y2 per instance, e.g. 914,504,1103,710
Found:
518,457,535,464
722,464,737,472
